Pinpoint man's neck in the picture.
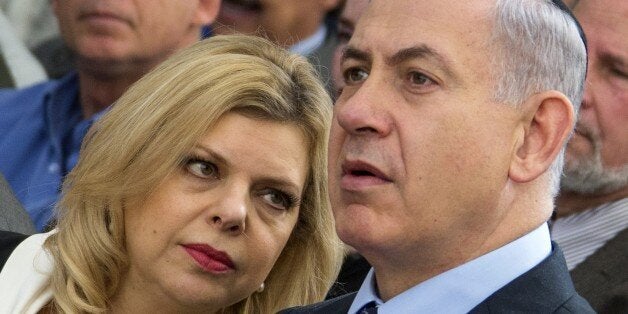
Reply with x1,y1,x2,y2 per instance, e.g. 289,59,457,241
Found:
556,185,628,218
77,65,149,119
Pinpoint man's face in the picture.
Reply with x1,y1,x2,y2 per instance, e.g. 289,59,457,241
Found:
52,0,212,66
562,0,628,194
329,0,523,261
213,0,336,47
331,0,369,98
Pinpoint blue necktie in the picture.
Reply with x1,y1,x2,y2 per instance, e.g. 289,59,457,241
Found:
359,301,378,314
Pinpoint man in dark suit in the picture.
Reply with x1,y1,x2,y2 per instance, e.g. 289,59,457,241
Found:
212,0,342,92
283,0,594,313
551,0,628,312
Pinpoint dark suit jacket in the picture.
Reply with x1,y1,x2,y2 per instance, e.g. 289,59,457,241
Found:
570,227,627,314
281,245,594,313
307,26,338,94
0,173,35,234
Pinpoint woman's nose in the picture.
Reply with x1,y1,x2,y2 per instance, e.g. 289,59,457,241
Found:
207,186,248,235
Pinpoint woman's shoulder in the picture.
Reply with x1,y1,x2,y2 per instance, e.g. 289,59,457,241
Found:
0,231,54,314
0,231,51,271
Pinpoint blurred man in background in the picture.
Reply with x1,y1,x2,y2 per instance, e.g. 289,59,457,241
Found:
0,0,220,231
552,0,628,312
213,0,341,90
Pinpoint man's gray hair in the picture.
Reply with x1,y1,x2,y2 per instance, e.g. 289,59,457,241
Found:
491,0,587,197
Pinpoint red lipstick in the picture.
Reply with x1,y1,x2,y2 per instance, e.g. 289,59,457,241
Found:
182,244,235,273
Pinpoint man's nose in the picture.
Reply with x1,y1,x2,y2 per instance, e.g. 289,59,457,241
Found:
207,185,248,235
576,73,597,125
580,75,595,112
335,75,393,137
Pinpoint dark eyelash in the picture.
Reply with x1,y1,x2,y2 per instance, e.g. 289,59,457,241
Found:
337,29,352,43
611,68,628,79
182,155,219,178
284,192,301,209
182,155,203,167
272,189,301,210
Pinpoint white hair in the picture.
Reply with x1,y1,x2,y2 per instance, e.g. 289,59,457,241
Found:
490,0,587,197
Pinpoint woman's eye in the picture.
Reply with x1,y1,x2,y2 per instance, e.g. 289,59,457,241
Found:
261,189,298,211
343,67,369,84
186,159,218,179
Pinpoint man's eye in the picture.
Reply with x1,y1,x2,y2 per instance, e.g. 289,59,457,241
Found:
611,67,628,80
185,158,218,179
337,28,353,44
261,189,299,211
409,71,434,86
343,67,369,84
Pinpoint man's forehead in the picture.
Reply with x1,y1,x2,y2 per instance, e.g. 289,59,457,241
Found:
346,0,494,73
350,0,494,51
359,0,494,25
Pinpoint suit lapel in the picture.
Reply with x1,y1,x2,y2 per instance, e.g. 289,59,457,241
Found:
569,227,628,311
469,244,577,313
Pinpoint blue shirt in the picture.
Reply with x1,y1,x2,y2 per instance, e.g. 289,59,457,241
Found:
349,223,552,314
290,25,327,56
0,73,102,231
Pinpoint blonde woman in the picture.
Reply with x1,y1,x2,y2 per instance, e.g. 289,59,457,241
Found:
0,35,343,313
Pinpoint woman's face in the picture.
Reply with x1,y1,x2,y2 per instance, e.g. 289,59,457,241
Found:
120,112,309,311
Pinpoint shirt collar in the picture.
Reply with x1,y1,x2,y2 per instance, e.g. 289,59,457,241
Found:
289,25,327,56
349,223,552,314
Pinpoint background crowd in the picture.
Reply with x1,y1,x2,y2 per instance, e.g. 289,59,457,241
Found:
0,0,625,313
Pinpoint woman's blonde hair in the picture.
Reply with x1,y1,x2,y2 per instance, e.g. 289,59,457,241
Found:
44,34,343,313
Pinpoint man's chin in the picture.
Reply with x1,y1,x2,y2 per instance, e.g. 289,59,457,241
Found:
562,156,628,195
565,135,594,162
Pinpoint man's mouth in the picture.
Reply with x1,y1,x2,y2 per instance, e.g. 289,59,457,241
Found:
222,0,262,12
573,124,596,142
340,160,392,190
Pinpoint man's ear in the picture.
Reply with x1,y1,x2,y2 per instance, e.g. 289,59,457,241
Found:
193,0,221,26
509,91,575,183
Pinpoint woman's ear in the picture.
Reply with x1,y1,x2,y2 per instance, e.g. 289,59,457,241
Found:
509,91,575,183
193,0,221,26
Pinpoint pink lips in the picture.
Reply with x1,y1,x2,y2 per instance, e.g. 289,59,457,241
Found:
182,244,235,273
340,160,392,191
79,9,130,28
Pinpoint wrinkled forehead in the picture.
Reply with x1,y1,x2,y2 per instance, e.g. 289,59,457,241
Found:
351,0,494,56
347,0,496,85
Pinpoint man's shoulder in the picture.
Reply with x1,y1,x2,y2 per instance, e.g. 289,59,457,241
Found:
0,79,57,101
0,73,79,130
470,244,594,313
0,74,77,106
571,224,628,313
279,292,357,314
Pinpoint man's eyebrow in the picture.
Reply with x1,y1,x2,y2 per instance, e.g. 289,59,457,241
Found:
387,45,457,80
600,51,627,69
338,16,355,29
341,46,372,64
342,44,459,83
